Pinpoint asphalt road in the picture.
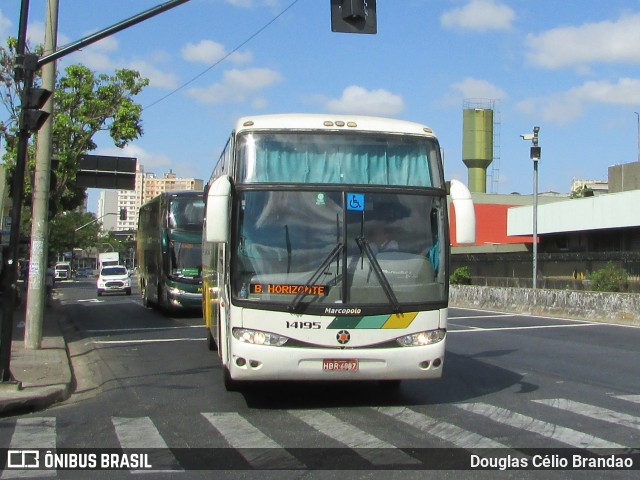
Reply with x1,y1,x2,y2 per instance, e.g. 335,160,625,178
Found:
0,277,638,479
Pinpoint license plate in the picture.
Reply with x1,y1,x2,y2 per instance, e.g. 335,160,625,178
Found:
323,359,359,372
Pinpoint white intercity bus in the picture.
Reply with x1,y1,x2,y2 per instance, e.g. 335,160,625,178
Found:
202,114,475,390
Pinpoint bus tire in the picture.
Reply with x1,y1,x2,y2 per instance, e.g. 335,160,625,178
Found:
141,284,151,308
207,329,218,351
223,367,240,392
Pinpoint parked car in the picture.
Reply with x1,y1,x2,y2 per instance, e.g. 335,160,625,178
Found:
97,265,132,296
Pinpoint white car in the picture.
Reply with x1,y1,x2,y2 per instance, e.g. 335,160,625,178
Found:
97,265,132,296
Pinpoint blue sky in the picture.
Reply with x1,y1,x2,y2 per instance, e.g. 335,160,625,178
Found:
2,0,640,213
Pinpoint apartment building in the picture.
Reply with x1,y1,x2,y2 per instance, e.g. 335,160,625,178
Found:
101,167,204,232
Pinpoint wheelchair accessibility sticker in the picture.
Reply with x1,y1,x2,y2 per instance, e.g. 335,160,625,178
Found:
347,193,365,211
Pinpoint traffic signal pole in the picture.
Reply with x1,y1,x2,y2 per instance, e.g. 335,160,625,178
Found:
0,0,37,381
24,0,58,350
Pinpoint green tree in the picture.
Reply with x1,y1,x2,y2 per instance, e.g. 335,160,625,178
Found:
0,37,149,215
48,211,101,260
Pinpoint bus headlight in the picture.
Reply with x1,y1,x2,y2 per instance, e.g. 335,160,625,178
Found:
167,286,184,296
396,329,446,347
232,328,288,346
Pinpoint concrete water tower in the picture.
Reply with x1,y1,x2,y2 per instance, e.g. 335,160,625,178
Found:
462,100,494,193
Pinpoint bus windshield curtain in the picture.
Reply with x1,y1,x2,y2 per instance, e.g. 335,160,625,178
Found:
246,141,433,187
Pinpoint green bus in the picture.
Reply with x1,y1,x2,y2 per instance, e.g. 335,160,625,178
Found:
137,191,205,314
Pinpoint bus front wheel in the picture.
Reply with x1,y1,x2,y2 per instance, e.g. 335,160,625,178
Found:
207,329,218,351
141,283,151,308
223,367,240,392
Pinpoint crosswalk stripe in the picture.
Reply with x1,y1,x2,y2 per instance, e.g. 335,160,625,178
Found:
613,394,640,404
2,417,56,479
201,412,305,469
374,406,507,449
533,398,640,430
289,409,420,465
112,417,182,473
455,403,625,449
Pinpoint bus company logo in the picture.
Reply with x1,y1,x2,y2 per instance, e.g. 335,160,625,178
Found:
336,330,351,345
7,450,39,468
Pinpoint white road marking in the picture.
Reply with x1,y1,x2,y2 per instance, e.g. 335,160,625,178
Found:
2,417,56,478
290,409,420,465
534,398,640,430
112,417,183,473
202,412,305,470
455,402,625,449
374,406,506,449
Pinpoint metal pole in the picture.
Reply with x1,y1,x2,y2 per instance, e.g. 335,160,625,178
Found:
533,159,538,290
38,0,191,68
0,0,31,383
25,0,59,350
635,112,639,163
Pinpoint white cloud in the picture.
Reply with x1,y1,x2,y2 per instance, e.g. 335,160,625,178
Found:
68,37,179,90
517,78,640,125
129,60,179,90
186,67,282,104
181,40,252,65
526,13,640,69
325,86,404,116
0,10,12,39
441,0,515,32
25,21,45,46
450,77,507,101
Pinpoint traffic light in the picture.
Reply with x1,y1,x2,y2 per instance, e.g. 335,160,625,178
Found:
530,126,541,160
18,54,52,132
20,86,52,132
119,208,127,221
330,0,377,34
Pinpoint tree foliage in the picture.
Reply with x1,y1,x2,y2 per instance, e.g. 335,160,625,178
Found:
450,266,472,285
0,37,149,215
588,263,628,293
47,211,102,260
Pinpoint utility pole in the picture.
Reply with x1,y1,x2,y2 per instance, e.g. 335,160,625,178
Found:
25,0,59,350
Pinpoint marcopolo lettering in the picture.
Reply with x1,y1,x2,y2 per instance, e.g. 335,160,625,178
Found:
324,307,362,315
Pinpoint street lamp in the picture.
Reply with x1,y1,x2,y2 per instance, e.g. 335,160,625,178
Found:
521,126,541,289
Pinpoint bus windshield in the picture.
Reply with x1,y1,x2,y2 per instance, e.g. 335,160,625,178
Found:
236,132,442,188
169,240,202,280
233,190,445,312
169,198,205,231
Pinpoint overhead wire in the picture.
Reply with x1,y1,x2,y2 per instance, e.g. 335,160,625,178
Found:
143,0,302,111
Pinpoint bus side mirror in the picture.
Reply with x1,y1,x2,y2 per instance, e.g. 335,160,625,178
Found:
448,179,476,244
205,175,231,243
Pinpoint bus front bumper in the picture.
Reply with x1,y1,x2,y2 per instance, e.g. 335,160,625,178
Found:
226,338,446,382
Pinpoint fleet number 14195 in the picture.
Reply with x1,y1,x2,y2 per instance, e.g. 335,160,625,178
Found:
286,321,321,329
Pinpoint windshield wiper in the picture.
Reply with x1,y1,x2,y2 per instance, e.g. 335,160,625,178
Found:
355,236,400,312
288,243,343,312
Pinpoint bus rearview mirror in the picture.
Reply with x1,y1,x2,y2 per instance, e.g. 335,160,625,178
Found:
205,175,232,243
449,179,476,245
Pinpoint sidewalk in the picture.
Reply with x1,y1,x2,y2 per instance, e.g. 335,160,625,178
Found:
0,294,73,416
